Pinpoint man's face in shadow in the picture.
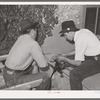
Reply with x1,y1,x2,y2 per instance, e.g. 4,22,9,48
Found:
63,32,75,44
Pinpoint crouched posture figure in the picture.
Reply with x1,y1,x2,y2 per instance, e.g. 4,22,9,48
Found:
3,19,50,89
52,20,100,90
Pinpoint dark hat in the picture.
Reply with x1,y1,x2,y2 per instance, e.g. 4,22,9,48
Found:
20,19,40,33
59,20,79,37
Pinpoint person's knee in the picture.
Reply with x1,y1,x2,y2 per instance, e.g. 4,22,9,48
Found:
70,69,82,80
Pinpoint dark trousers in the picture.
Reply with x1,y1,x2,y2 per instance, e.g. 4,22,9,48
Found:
3,64,49,88
69,58,100,90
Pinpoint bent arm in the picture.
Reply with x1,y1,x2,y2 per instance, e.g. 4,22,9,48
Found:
62,50,75,57
31,42,47,68
57,56,82,67
63,57,82,66
31,42,52,76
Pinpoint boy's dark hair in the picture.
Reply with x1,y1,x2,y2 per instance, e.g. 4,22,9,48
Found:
23,22,40,35
20,19,40,34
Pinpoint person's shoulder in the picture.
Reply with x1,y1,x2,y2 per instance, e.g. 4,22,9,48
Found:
32,40,40,47
33,40,39,45
18,35,24,39
79,28,93,35
79,28,90,32
76,29,89,40
31,41,42,51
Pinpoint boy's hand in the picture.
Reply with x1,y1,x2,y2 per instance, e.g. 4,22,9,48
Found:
50,55,58,62
60,54,67,57
50,53,66,62
56,55,65,62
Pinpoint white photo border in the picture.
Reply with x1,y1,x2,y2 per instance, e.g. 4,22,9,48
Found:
0,1,100,99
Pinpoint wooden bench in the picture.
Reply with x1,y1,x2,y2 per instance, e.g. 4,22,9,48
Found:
62,67,89,90
62,67,100,90
4,79,42,90
45,52,100,90
1,54,100,90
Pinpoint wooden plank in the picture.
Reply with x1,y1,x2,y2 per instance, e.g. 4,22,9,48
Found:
62,67,89,90
0,62,5,69
4,79,42,90
83,73,100,90
0,54,7,61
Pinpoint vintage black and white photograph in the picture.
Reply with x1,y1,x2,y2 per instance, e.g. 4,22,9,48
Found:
0,2,100,95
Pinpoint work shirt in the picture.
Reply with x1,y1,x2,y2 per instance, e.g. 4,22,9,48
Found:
74,29,100,61
5,34,47,70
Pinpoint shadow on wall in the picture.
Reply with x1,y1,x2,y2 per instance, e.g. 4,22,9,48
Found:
42,25,75,55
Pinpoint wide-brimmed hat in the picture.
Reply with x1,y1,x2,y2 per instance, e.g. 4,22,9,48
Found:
59,20,79,37
20,19,40,33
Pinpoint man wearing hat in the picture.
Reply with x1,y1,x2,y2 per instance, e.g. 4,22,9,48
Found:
52,20,100,90
3,19,50,89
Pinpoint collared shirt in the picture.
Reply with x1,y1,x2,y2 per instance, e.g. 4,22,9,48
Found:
5,34,47,70
74,29,100,61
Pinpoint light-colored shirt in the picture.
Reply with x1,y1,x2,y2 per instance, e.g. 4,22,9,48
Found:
74,29,100,61
5,34,47,70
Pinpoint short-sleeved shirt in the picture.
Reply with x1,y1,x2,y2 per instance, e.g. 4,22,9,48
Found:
74,29,100,61
5,34,47,70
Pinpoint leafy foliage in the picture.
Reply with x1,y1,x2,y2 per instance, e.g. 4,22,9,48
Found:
0,5,58,55
55,5,81,26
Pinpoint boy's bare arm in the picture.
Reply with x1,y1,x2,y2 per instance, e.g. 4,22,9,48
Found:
61,50,75,57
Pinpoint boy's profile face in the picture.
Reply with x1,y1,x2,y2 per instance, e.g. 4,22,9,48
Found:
30,29,37,39
63,31,75,44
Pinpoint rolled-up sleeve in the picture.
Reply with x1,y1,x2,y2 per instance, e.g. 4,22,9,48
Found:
31,42,47,68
